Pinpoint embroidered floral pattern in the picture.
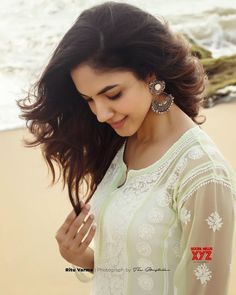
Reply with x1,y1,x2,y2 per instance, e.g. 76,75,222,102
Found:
136,241,152,257
147,207,164,224
206,211,223,232
194,263,212,285
180,207,191,225
188,147,204,160
138,223,155,240
137,274,154,291
122,169,164,195
167,173,179,188
175,157,188,173
156,189,172,207
172,240,181,258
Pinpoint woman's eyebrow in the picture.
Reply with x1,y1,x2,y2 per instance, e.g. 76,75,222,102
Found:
79,84,119,98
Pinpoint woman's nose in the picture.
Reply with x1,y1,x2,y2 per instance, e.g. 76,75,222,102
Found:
94,101,114,123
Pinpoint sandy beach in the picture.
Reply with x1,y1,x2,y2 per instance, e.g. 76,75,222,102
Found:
0,101,236,295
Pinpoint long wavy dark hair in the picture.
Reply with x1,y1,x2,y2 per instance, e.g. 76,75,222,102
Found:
16,1,207,215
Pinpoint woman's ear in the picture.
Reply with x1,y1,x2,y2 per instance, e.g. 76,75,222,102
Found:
145,73,157,84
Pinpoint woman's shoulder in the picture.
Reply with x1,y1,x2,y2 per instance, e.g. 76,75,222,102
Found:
179,126,233,167
172,127,236,213
175,126,236,190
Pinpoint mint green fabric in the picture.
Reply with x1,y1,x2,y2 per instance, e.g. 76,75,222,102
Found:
73,125,236,295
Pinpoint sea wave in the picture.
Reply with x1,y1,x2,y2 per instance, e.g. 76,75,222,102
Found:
169,7,236,58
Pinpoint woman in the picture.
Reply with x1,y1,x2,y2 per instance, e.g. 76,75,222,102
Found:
17,2,236,294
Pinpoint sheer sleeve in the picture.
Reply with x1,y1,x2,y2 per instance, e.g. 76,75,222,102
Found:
173,176,236,294
71,237,95,283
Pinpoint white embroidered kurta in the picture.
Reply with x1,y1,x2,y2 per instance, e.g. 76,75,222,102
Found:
72,125,236,295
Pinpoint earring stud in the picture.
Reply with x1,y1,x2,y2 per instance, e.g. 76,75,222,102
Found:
148,80,165,95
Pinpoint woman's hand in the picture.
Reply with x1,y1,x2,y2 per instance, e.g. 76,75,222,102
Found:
55,200,96,264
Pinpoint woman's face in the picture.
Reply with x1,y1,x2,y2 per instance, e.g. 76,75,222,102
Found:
70,63,153,137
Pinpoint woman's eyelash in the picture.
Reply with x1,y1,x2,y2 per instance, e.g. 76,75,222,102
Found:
83,92,122,103
108,92,122,100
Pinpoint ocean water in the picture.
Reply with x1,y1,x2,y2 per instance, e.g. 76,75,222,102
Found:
0,0,236,131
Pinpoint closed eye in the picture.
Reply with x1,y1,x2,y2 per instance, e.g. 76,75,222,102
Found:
107,92,122,100
83,92,122,103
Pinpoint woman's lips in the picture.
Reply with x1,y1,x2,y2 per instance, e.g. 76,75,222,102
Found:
109,116,127,129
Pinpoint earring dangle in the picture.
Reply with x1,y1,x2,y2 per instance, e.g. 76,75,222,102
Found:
148,80,174,114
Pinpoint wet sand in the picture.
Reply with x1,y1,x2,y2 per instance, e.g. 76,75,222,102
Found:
0,101,235,295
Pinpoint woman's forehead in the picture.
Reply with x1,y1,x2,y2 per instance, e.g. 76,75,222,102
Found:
71,64,136,94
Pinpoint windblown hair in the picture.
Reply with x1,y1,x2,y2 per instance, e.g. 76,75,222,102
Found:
17,1,207,215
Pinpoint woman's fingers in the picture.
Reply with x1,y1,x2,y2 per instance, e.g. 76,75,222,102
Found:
55,209,77,240
55,200,85,240
74,212,95,245
66,203,91,240
77,222,96,253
